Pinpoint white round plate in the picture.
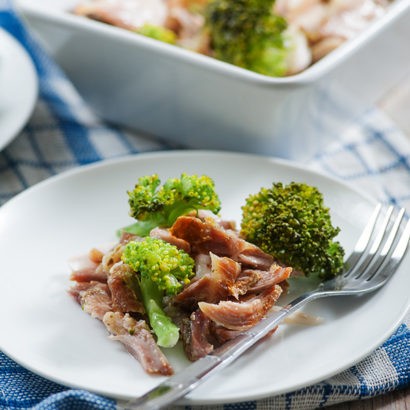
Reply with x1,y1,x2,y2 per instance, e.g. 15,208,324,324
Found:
0,29,38,151
0,151,409,405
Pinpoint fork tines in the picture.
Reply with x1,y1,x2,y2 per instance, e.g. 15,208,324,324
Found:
345,203,410,284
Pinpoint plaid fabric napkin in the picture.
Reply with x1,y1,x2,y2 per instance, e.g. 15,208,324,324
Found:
0,1,409,409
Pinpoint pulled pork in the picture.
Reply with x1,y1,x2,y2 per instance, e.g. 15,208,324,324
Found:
68,212,292,375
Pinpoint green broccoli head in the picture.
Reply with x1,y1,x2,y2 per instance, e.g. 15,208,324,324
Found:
205,0,288,76
125,173,221,236
240,182,345,280
122,237,195,296
137,24,177,44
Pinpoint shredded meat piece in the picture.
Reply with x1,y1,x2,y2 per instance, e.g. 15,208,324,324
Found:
180,310,215,361
149,227,191,253
236,241,274,270
69,281,112,320
174,253,241,306
211,325,244,345
107,262,145,314
103,311,173,375
89,248,105,264
210,253,242,295
170,215,276,271
193,253,212,279
198,285,283,331
230,270,262,299
69,254,108,283
69,212,294,374
68,281,94,304
195,210,237,231
170,215,239,257
100,243,125,274
119,232,141,244
70,265,108,283
244,264,292,294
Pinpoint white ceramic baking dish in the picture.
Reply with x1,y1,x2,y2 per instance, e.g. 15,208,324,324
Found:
16,0,410,159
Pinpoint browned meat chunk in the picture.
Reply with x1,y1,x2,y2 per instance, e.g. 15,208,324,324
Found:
170,215,277,271
170,215,239,257
174,253,241,306
229,269,262,299
68,281,93,304
198,285,283,331
107,262,145,314
100,243,125,274
236,240,274,270
119,232,141,244
69,281,112,320
149,227,191,253
243,264,292,293
103,311,173,376
69,211,294,373
193,253,212,279
88,247,105,264
69,254,108,283
180,310,215,361
212,325,243,345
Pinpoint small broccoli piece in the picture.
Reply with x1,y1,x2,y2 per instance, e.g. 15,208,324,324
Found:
137,24,177,44
123,173,221,236
123,237,195,295
240,182,345,280
122,237,195,347
205,0,288,76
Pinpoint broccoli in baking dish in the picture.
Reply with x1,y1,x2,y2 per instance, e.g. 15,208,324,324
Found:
205,0,289,76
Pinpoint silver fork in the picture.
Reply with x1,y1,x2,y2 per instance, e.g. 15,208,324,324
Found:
120,203,410,410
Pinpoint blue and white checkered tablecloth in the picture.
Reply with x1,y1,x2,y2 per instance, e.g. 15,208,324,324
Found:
0,1,409,409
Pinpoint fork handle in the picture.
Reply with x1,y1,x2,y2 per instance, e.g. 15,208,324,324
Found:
118,301,311,410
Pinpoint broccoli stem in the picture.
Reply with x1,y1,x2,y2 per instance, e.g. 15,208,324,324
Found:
120,220,160,237
139,276,179,348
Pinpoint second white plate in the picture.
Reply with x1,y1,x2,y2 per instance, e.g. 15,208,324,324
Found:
0,29,38,151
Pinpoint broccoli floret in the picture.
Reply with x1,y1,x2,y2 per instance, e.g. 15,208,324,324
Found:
122,237,195,347
240,182,345,280
123,237,195,295
123,173,221,236
205,0,288,76
137,24,177,44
